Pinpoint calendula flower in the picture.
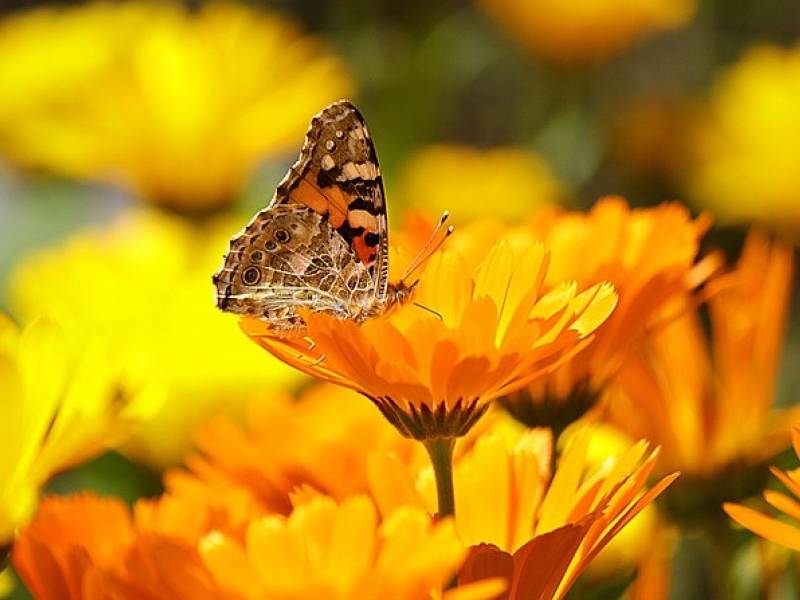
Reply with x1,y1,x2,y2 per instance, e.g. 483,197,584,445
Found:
397,145,564,224
170,383,419,516
368,425,677,599
0,1,353,211
724,427,800,551
13,493,227,599
452,197,715,433
475,0,696,64
9,210,299,468
690,44,800,233
0,316,158,549
243,242,616,442
14,493,495,600
199,495,488,600
607,232,797,507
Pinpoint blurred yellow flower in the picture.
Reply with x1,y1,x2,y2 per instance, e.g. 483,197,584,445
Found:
396,145,564,223
475,0,696,63
0,315,157,547
8,210,299,468
607,232,797,488
725,427,800,552
690,44,800,232
369,425,676,599
0,1,353,212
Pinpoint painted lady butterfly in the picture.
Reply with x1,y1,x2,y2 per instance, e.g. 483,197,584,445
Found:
214,100,449,335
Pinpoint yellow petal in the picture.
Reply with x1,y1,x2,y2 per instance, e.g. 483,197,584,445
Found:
537,429,589,534
324,496,377,593
199,531,263,598
569,282,618,337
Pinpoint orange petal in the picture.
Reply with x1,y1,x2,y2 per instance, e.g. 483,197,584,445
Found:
724,503,800,552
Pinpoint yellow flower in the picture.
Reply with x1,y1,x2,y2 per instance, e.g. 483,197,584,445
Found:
396,145,564,224
368,425,677,599
690,44,800,232
475,0,696,63
0,1,353,211
451,198,715,431
200,496,475,600
0,315,157,547
8,210,299,468
724,427,800,552
243,240,617,441
607,231,797,491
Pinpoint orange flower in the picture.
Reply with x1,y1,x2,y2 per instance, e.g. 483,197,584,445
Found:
724,427,800,552
12,494,226,600
367,425,677,599
607,231,797,481
13,493,492,600
451,197,715,432
169,383,419,515
243,240,617,441
13,495,133,600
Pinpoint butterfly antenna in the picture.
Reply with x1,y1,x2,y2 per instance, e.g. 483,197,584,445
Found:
412,301,444,321
401,211,454,282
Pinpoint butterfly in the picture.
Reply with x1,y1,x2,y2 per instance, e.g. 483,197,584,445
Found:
214,100,450,336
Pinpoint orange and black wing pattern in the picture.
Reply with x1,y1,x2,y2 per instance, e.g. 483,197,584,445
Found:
273,100,389,299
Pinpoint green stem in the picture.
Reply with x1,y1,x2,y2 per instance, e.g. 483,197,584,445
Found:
424,437,456,518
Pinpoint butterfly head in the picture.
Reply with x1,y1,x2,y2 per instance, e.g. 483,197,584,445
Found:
387,278,419,309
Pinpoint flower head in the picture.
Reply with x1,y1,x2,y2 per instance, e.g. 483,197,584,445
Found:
200,495,469,600
609,231,795,476
0,316,157,546
475,0,696,63
9,210,299,467
243,241,617,440
452,197,714,430
0,1,353,211
607,231,797,509
724,427,800,552
690,44,800,233
13,493,231,600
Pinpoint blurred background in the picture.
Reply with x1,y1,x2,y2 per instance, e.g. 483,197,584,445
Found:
1,0,799,598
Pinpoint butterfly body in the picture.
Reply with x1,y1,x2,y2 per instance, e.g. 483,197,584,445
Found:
214,100,407,336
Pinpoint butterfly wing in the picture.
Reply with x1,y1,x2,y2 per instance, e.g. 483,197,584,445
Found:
274,100,389,300
213,101,389,333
